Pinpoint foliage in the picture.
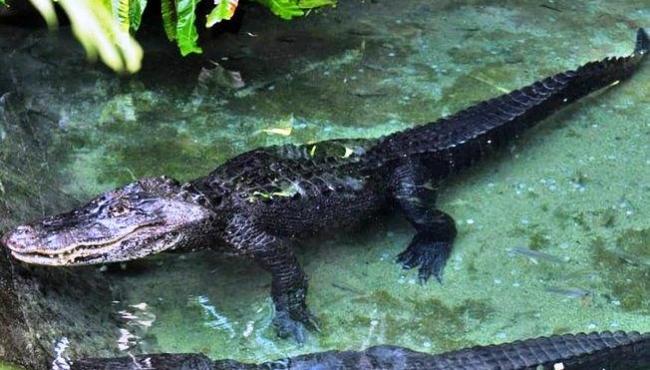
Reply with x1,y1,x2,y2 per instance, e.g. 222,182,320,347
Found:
255,0,336,20
160,0,177,40
206,0,239,27
57,0,144,73
117,0,149,31
6,0,337,73
24,0,59,28
175,0,202,55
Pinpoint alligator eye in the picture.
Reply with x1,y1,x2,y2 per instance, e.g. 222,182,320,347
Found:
194,195,207,206
108,204,130,217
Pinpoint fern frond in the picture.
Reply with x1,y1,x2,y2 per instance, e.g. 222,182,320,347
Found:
160,0,177,41
116,0,130,31
129,0,148,32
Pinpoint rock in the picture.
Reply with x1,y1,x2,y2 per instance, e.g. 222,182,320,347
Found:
0,249,124,369
0,93,135,370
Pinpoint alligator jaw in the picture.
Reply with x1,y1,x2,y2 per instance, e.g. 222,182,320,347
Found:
3,218,189,266
6,224,154,265
4,223,154,256
1,177,215,266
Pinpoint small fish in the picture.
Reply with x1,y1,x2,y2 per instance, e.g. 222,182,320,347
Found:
539,4,562,12
508,247,566,264
545,287,592,299
608,248,650,267
331,283,364,295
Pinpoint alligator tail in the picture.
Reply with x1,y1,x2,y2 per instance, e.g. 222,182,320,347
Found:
369,29,648,177
427,331,650,369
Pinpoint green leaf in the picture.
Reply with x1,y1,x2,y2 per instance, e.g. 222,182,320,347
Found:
255,0,303,20
255,0,336,20
206,0,239,28
129,0,148,31
175,0,202,56
160,0,176,41
298,0,336,9
0,0,6,6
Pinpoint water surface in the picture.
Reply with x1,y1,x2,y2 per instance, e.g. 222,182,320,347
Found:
1,0,649,364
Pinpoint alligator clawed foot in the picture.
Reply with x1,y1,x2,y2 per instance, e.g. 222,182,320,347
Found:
396,238,451,284
273,307,320,344
303,311,321,333
274,310,307,343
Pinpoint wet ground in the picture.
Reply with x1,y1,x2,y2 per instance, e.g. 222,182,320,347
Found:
1,0,649,367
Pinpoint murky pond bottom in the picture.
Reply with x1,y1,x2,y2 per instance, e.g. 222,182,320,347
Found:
1,0,649,366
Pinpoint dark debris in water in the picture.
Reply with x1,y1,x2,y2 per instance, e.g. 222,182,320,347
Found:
339,290,493,351
591,229,650,313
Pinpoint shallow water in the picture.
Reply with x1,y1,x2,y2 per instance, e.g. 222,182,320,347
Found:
1,0,650,366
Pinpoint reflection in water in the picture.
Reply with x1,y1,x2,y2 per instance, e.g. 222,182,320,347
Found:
114,301,157,352
194,295,236,338
51,337,70,370
116,329,139,352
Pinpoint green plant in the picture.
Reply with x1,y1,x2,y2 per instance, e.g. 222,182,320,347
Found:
2,0,336,73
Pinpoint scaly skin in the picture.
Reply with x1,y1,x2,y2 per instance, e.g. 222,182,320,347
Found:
2,29,648,342
71,331,650,370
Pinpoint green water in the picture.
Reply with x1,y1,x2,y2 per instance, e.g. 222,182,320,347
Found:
1,0,650,366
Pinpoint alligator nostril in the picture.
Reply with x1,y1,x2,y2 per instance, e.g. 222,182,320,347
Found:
1,225,35,250
15,225,34,234
1,231,15,248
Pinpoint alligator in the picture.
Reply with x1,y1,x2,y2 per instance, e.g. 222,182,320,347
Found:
2,29,649,342
71,331,650,370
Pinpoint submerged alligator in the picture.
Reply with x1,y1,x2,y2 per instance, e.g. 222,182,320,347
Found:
2,29,649,342
72,331,650,370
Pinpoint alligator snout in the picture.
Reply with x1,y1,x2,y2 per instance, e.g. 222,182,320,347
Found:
1,225,36,252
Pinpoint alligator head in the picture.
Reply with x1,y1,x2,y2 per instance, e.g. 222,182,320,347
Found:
1,176,215,266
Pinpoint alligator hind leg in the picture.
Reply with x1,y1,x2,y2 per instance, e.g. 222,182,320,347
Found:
224,215,319,343
392,161,457,283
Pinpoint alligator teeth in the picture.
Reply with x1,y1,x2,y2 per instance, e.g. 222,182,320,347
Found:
27,223,157,256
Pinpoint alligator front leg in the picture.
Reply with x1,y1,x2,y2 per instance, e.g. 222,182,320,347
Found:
224,215,319,343
392,161,457,283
